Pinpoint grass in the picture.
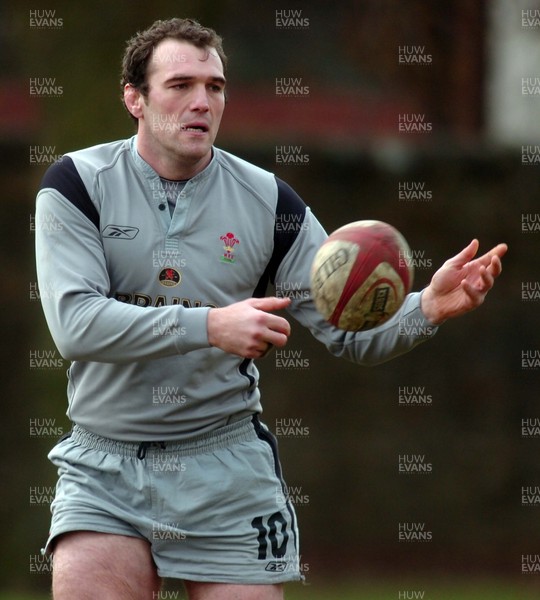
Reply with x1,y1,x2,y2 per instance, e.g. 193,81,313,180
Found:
289,578,540,599
3,578,540,599
0,595,47,600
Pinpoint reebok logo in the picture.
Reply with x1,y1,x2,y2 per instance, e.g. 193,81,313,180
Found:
103,225,140,239
265,561,287,572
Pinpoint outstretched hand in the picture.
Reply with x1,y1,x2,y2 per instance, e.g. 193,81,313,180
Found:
420,239,508,325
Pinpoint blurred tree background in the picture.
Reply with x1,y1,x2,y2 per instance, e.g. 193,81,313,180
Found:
2,0,540,596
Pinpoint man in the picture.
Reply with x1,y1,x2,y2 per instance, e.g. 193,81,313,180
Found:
35,17,506,600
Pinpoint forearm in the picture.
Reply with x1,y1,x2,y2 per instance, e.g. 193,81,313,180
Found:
293,291,438,366
40,290,210,362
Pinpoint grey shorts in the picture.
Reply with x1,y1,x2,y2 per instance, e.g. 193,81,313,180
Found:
44,416,302,584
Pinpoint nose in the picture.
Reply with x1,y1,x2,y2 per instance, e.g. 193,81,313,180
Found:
189,84,210,112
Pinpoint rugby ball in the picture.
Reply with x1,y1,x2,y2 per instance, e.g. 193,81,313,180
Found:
310,220,414,331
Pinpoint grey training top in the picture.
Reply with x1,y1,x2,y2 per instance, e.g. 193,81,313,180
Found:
35,136,437,441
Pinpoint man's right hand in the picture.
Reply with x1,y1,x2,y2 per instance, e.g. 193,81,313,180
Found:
207,297,291,358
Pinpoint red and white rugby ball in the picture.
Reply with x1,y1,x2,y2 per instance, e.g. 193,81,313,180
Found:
310,220,414,331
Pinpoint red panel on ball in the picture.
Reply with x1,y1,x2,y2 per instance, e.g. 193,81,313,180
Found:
328,223,412,326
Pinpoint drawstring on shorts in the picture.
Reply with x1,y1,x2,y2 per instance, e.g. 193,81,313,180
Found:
69,417,257,460
136,441,166,460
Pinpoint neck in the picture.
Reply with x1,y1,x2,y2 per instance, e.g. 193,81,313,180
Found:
135,135,212,180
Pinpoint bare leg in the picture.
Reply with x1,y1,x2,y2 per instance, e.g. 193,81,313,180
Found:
184,581,284,600
52,531,161,600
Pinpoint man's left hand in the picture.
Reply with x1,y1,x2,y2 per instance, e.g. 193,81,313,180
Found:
420,239,508,325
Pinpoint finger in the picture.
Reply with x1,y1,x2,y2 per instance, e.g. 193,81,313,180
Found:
486,254,503,279
464,262,495,297
248,296,292,312
475,242,508,257
461,275,490,305
477,265,495,291
260,343,274,358
446,239,479,268
248,298,291,337
263,326,290,346
492,242,508,259
257,307,291,334
460,284,484,308
473,243,508,268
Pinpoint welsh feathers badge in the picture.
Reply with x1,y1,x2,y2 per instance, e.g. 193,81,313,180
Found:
219,232,240,264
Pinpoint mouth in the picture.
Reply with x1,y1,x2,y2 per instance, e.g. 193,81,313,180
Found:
181,122,209,133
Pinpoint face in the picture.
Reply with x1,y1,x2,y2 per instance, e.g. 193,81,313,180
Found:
124,38,226,179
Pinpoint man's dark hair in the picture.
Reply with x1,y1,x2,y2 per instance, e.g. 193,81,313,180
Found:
121,17,227,120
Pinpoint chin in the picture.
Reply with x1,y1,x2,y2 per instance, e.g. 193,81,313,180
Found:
177,145,212,166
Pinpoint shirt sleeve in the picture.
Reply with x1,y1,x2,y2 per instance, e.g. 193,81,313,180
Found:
35,157,210,364
272,180,438,366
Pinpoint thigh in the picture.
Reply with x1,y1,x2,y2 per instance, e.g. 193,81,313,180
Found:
52,531,161,600
184,581,283,600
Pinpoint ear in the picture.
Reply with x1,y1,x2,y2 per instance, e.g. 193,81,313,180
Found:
123,84,144,119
